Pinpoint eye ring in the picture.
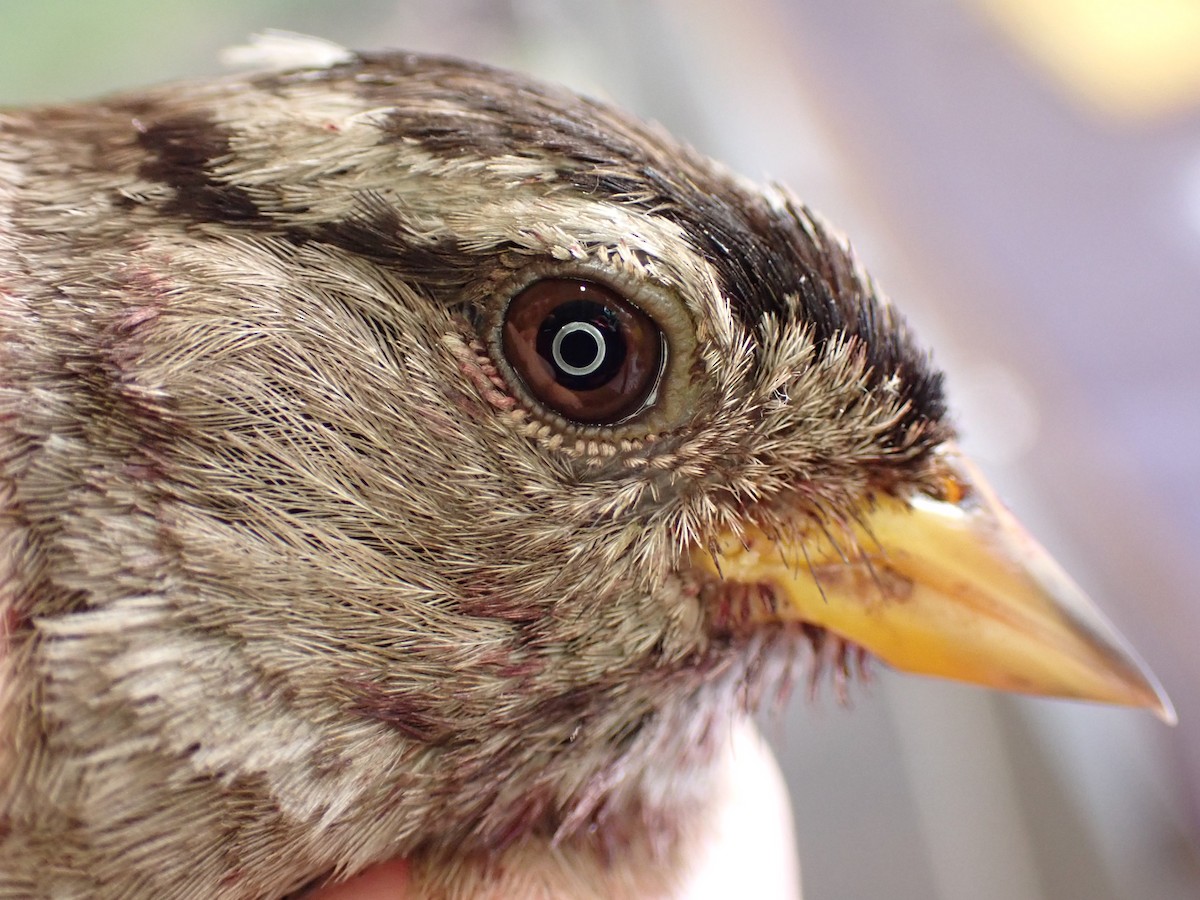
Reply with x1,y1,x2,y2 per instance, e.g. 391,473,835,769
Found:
484,263,699,439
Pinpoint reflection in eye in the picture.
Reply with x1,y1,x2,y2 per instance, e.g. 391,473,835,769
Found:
502,279,663,425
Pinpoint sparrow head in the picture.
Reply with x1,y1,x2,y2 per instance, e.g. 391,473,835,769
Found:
0,47,1171,896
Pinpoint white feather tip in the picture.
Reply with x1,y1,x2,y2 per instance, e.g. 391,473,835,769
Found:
221,31,355,73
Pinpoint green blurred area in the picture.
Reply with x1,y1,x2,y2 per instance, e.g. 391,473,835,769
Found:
0,1,400,103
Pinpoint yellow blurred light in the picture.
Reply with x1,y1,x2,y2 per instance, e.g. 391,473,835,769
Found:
971,0,1200,120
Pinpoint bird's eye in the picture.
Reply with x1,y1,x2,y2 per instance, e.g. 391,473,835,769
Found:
502,278,664,425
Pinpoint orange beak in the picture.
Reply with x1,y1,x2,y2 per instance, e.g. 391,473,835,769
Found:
695,446,1175,721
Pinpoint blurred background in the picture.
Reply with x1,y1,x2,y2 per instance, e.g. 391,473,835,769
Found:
3,1,1197,897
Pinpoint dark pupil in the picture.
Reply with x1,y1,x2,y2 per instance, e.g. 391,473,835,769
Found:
535,300,626,390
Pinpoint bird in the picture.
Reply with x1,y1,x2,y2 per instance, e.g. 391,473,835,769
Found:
0,35,1174,899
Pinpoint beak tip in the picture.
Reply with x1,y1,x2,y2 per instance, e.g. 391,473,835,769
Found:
1108,639,1177,726
1117,657,1176,725
1151,692,1178,727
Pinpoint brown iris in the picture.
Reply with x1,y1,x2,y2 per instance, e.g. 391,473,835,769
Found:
502,278,663,424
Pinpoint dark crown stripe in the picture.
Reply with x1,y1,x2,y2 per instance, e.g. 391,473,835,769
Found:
133,112,266,224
